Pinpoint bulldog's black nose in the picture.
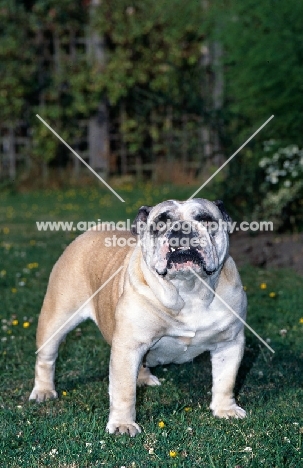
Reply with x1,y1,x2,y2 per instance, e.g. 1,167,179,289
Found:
167,223,198,244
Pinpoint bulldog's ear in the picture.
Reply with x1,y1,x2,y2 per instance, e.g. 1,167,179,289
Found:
213,200,232,224
131,205,153,235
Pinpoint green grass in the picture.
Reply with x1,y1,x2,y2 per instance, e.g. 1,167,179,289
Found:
0,185,303,467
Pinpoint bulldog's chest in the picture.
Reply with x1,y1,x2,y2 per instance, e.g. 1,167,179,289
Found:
145,297,237,367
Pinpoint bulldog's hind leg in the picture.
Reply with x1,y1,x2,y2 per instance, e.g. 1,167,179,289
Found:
136,365,161,387
29,299,92,402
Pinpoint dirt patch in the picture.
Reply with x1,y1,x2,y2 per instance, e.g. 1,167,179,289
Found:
229,231,303,276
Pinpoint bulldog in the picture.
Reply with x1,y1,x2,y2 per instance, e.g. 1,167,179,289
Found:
29,198,247,436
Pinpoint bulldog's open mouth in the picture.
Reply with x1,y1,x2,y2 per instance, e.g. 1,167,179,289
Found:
166,247,202,269
154,245,215,277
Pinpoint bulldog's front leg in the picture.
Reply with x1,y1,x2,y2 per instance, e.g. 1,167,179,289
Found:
106,336,147,437
210,331,246,419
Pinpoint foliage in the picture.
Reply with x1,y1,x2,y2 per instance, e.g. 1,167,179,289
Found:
210,0,303,146
1,0,209,166
0,0,90,163
93,0,205,108
205,0,303,227
253,142,303,230
91,0,208,162
0,2,37,123
219,144,265,221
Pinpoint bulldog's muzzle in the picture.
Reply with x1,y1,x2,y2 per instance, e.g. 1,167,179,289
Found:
156,223,219,277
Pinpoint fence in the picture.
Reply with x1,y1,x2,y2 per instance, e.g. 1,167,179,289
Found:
0,23,223,182
0,111,222,183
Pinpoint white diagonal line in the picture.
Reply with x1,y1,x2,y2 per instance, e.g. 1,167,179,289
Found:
188,115,274,200
35,266,124,354
189,268,275,353
36,114,125,203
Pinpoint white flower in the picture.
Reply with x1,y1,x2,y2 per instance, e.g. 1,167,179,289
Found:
291,145,299,153
284,180,291,187
49,449,58,457
269,176,278,184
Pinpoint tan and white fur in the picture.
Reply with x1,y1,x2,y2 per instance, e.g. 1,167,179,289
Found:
29,198,247,436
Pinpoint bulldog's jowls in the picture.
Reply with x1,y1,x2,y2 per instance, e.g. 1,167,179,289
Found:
29,198,247,436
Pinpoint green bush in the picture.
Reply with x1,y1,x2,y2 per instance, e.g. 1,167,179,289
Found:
253,142,303,231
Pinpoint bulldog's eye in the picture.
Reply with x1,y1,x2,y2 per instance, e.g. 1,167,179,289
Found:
150,212,171,234
194,213,214,223
156,212,170,224
194,214,218,235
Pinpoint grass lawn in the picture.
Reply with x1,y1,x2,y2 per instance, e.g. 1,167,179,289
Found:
0,184,302,467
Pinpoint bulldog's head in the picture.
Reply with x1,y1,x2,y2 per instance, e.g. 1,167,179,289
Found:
132,199,231,279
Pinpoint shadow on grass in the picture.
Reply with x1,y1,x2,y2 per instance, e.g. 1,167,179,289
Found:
48,330,302,422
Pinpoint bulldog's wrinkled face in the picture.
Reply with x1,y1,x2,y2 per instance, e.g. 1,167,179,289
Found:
132,199,231,279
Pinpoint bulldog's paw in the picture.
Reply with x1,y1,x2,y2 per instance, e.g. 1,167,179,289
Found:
137,366,161,387
106,421,141,437
29,388,58,402
212,404,246,419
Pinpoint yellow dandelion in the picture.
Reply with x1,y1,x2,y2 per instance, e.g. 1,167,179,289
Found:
3,227,9,234
11,288,17,293
169,450,178,458
269,292,276,298
0,270,6,276
23,321,30,328
184,406,192,412
260,283,267,289
299,318,303,324
12,320,18,326
158,421,165,428
27,262,39,269
62,391,67,396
